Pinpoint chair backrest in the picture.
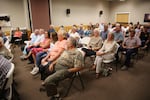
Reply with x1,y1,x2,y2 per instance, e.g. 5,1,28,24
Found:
5,63,15,89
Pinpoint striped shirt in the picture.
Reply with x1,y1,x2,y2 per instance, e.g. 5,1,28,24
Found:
0,55,11,88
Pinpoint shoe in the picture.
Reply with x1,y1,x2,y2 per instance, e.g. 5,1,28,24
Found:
121,65,128,70
30,67,39,75
20,55,28,60
27,61,34,64
96,73,100,79
50,96,62,100
89,65,96,71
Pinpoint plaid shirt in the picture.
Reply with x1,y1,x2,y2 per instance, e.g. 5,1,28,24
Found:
0,55,11,88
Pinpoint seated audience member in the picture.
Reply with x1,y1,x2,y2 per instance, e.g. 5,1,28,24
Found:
69,27,80,41
40,29,68,80
139,27,150,49
10,27,23,43
121,29,141,70
0,55,11,89
25,29,45,63
100,24,109,41
22,29,39,55
30,32,58,75
0,37,13,60
29,28,45,47
43,37,84,98
20,31,51,65
95,23,100,29
0,27,7,43
108,22,112,31
135,24,141,37
48,25,55,33
113,23,124,44
91,32,118,79
99,22,104,31
77,24,85,38
81,28,103,56
84,25,93,36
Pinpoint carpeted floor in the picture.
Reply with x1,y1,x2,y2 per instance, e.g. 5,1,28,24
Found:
12,46,150,100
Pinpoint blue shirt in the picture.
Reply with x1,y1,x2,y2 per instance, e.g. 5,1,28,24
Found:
113,31,124,42
100,30,109,41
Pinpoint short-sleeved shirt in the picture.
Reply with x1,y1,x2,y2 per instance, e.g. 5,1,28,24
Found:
113,31,124,42
88,36,103,50
49,40,67,59
100,30,109,41
0,55,11,88
34,34,45,43
55,49,84,70
30,33,38,44
69,32,81,39
124,36,141,48
14,31,22,38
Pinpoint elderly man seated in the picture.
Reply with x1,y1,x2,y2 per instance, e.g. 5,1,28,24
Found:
121,29,141,70
42,37,84,99
0,37,13,60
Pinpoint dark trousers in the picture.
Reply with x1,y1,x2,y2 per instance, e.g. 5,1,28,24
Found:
36,51,47,67
39,62,53,80
82,48,96,56
10,37,20,43
121,48,138,67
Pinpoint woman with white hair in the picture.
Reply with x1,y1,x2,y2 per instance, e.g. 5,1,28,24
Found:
81,28,103,56
0,37,13,60
91,32,118,79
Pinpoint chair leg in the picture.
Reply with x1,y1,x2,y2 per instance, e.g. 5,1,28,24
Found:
77,72,84,89
115,60,118,72
65,76,75,97
65,72,84,97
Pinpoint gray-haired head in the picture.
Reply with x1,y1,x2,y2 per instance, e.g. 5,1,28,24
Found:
68,37,78,47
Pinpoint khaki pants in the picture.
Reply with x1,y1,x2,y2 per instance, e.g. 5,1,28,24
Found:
94,53,114,73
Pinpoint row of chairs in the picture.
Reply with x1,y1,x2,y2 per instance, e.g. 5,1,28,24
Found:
1,37,19,100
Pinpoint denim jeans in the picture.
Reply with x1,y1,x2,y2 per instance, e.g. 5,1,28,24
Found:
36,51,47,67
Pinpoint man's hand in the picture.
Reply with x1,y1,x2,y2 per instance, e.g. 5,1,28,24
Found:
42,49,48,52
96,52,105,56
49,64,54,71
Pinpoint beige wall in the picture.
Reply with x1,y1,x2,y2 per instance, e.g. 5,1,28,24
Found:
1,0,149,31
0,0,29,31
51,0,110,26
109,0,150,24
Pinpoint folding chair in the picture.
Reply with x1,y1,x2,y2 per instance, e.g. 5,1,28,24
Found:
0,63,15,100
65,71,84,97
8,54,14,62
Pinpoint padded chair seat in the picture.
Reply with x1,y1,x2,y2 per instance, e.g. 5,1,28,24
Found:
102,59,115,63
